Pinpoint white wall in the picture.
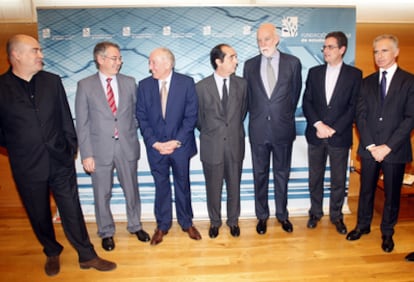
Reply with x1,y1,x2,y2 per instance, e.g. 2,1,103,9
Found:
1,0,414,23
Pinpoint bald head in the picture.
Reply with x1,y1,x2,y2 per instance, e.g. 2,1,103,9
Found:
7,34,37,60
6,34,44,81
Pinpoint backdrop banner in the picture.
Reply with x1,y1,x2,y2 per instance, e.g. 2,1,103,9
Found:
37,6,356,221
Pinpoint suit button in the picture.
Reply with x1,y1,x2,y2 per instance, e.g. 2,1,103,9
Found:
266,116,271,121
114,118,118,121
379,117,383,121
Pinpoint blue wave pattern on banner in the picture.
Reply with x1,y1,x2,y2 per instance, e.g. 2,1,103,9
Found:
37,7,355,219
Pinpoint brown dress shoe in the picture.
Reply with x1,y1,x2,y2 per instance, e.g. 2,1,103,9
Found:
79,256,117,271
45,255,60,276
183,226,202,240
150,229,168,246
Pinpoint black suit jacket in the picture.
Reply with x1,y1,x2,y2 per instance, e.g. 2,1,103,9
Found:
0,69,77,181
243,52,302,145
303,63,362,148
356,67,414,163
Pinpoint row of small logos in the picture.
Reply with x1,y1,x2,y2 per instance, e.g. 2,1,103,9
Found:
41,16,299,39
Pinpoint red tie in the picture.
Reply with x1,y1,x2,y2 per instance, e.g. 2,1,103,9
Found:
106,78,118,138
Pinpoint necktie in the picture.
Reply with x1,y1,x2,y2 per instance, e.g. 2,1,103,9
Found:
266,57,276,96
160,80,168,119
381,70,387,101
222,78,228,115
106,78,118,138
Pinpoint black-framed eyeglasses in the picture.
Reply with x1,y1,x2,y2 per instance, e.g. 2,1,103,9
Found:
321,45,339,52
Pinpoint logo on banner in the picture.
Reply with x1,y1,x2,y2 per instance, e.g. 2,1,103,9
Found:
281,16,298,37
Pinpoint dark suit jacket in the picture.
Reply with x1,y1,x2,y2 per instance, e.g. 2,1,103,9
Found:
75,73,140,164
0,69,77,181
243,52,302,145
356,67,414,163
196,74,247,165
136,71,198,167
303,63,362,148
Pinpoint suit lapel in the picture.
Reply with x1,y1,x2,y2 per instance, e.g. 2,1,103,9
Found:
115,74,124,114
227,76,240,119
385,68,402,102
207,75,226,118
253,57,268,99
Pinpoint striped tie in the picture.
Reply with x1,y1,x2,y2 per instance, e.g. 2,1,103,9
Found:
106,78,118,138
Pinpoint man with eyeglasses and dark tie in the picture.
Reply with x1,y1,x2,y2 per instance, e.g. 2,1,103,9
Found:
346,34,414,254
75,41,150,252
303,31,362,235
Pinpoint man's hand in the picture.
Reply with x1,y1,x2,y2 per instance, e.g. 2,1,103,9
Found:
369,144,392,163
315,122,336,139
152,140,181,155
82,157,95,173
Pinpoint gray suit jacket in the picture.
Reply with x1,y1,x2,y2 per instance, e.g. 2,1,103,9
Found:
75,73,140,165
196,74,247,165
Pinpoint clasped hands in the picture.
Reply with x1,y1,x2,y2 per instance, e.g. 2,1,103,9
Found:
153,140,181,155
315,122,336,139
368,144,392,163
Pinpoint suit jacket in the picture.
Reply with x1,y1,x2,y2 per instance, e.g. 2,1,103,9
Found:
75,73,140,164
0,69,77,181
356,67,414,163
196,74,248,165
243,52,302,145
302,63,362,148
136,71,198,166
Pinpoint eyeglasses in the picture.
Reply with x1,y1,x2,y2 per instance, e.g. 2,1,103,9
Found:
103,55,123,62
321,45,339,52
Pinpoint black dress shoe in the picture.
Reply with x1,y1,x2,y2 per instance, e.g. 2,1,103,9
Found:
45,255,60,276
405,252,414,261
279,219,293,233
102,237,115,251
307,215,319,229
134,229,150,242
381,236,394,253
209,226,219,238
256,219,267,235
346,228,370,241
230,225,240,237
332,219,347,234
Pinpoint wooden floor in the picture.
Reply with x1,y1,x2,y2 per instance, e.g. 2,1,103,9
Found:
1,172,414,281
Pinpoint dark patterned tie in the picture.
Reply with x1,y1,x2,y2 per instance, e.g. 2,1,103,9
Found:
381,70,387,101
222,78,228,115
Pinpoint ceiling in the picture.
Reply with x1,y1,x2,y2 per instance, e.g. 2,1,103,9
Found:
1,0,414,23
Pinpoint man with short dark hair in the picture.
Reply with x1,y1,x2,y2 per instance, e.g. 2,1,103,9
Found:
196,44,247,238
303,31,362,234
